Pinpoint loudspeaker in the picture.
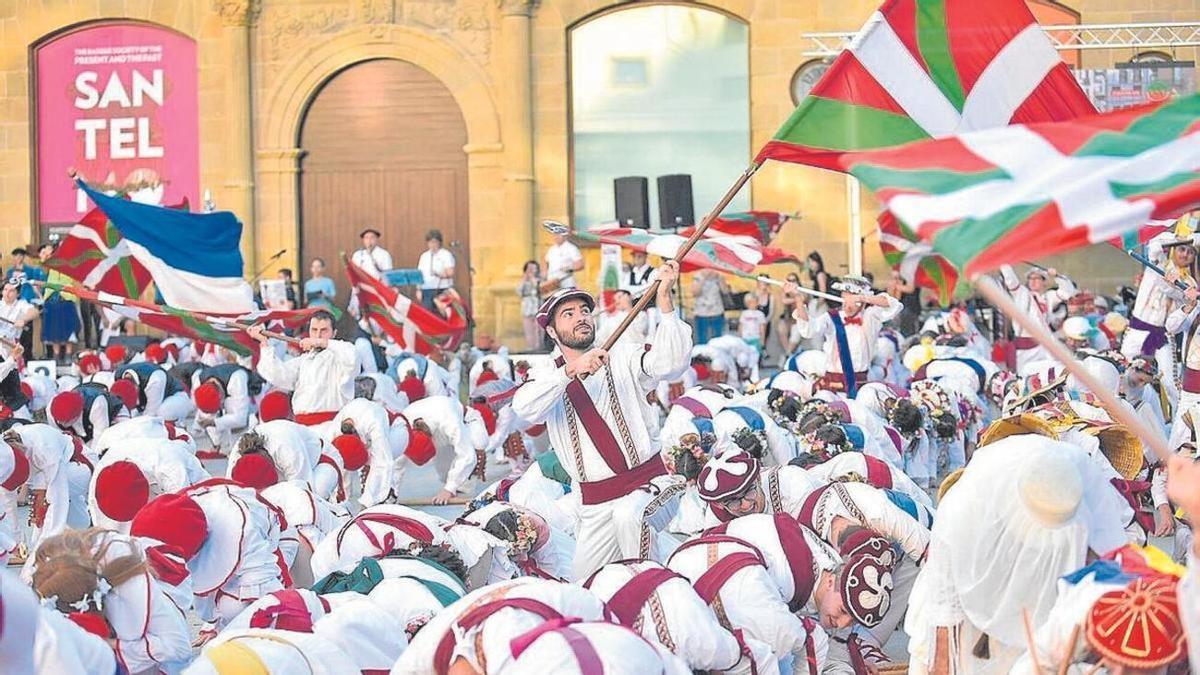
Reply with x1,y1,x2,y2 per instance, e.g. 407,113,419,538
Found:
613,176,650,229
657,174,695,229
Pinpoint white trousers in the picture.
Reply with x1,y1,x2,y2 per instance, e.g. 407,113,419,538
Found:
572,475,682,580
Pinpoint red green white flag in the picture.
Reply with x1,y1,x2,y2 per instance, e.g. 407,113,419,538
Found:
344,256,468,355
573,226,798,276
756,0,1095,171
840,96,1200,277
877,212,960,305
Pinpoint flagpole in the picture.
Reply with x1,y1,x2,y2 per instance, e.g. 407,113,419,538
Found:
222,320,302,347
754,275,843,303
596,162,761,352
973,274,1171,463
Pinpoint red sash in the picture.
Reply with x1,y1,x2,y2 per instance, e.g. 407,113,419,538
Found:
294,411,337,426
1013,336,1038,351
317,454,346,502
603,567,683,628
564,376,629,474
335,512,434,558
863,456,894,490
1183,366,1200,394
509,618,604,674
577,455,666,506
706,514,818,612
248,589,330,633
673,396,713,419
433,597,562,675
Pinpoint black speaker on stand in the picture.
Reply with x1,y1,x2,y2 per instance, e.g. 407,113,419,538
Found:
657,174,695,230
614,176,650,229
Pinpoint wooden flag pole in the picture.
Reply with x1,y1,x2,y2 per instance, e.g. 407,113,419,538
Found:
225,320,303,347
974,274,1171,462
595,162,762,352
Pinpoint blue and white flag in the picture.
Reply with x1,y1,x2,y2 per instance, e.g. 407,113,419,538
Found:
77,180,255,312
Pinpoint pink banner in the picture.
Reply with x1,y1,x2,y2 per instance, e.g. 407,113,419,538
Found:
35,22,199,227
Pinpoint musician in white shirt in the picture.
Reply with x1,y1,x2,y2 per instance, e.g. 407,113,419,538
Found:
417,228,456,310
350,228,393,279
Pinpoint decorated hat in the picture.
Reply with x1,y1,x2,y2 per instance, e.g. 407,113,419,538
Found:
193,382,224,414
258,390,293,422
696,451,760,503
399,374,427,403
95,461,150,522
977,412,1058,448
332,434,369,472
838,527,897,628
143,343,166,364
1,446,29,491
50,390,84,425
231,454,280,491
109,378,139,411
832,276,873,295
77,352,102,375
1127,355,1157,377
1103,312,1129,335
1086,576,1184,669
535,287,595,329
130,493,208,560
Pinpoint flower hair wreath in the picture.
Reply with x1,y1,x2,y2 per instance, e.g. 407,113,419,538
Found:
767,392,805,436
511,513,539,556
732,426,769,455
803,428,853,458
664,432,713,474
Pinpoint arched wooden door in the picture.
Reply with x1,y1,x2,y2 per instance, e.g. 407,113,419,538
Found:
299,58,471,315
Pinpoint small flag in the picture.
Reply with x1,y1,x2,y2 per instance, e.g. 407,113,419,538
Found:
344,257,468,355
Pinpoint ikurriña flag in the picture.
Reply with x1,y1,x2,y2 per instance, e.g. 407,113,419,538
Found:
344,256,468,355
756,0,1096,171
840,95,1200,277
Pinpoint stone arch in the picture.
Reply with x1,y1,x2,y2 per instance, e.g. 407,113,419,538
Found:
259,24,500,153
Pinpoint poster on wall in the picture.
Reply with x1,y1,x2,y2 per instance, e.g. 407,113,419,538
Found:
34,21,199,233
1073,62,1197,112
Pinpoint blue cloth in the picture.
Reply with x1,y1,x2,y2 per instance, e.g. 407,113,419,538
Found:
828,310,858,397
1060,559,1136,586
77,179,244,277
725,406,765,431
6,265,41,303
304,277,337,308
693,315,725,345
840,423,867,450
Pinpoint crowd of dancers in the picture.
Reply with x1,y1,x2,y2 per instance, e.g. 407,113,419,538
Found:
0,242,1198,674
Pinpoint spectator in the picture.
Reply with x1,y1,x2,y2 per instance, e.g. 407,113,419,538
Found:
0,280,36,359
738,293,768,359
544,230,583,290
304,257,337,309
887,269,921,336
277,268,298,310
691,269,728,345
806,251,832,309
417,229,456,310
516,260,542,351
6,247,41,304
777,271,803,354
38,243,78,364
351,227,393,279
595,289,647,347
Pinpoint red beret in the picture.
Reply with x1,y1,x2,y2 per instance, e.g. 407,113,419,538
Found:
476,370,499,386
95,461,150,522
258,390,293,423
110,378,139,411
130,493,208,560
399,375,426,403
405,428,436,466
50,390,84,425
838,527,897,628
692,362,711,382
78,353,102,375
67,611,113,639
231,454,279,490
471,402,497,436
193,382,223,414
1,446,29,491
19,381,32,400
332,434,368,471
104,344,127,366
143,343,166,364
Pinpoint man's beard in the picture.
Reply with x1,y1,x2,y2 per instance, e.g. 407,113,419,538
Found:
557,324,595,350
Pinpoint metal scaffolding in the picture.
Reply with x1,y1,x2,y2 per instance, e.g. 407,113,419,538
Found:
802,22,1200,57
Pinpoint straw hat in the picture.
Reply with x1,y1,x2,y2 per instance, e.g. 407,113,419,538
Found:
937,468,964,502
977,412,1058,449
1084,424,1145,480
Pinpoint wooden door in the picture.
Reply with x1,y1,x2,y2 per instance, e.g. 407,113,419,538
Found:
299,58,470,314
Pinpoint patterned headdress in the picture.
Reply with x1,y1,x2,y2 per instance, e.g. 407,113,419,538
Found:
838,528,897,628
1086,576,1185,669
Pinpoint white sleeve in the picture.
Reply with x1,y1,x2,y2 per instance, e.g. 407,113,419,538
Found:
143,372,166,414
1052,274,1077,305
870,294,903,324
214,371,251,434
636,311,694,387
256,344,299,391
442,421,478,495
842,483,931,561
795,308,831,341
1166,302,1195,335
1000,265,1021,291
511,364,571,424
